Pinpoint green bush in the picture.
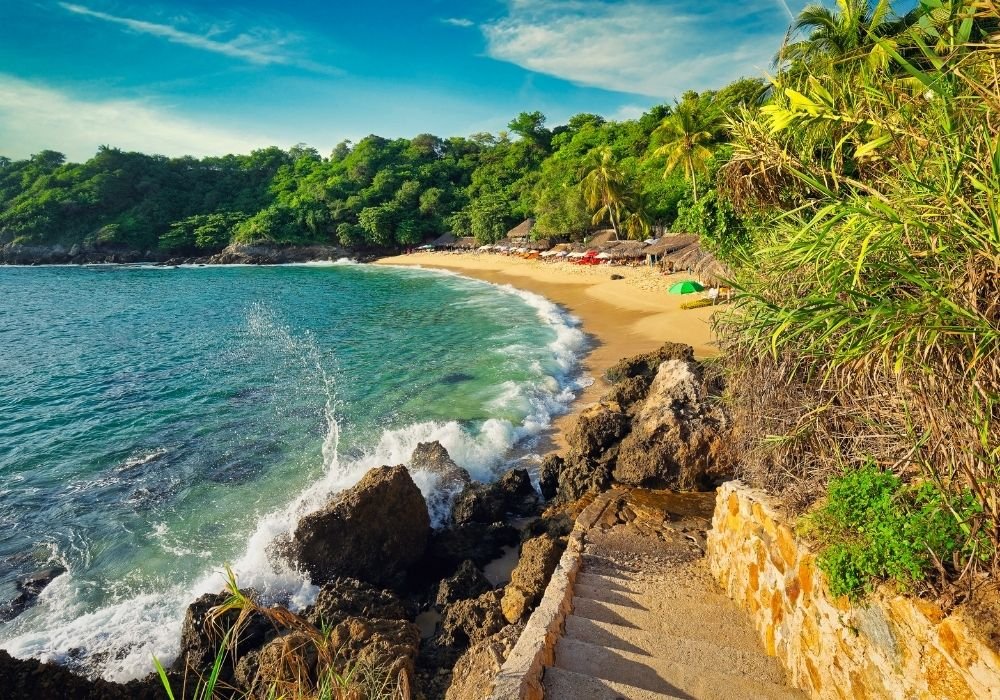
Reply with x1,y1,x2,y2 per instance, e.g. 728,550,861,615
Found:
805,464,986,600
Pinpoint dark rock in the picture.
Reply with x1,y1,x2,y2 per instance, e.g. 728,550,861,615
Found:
538,454,564,501
2,566,66,622
325,617,420,691
305,577,407,628
501,534,564,623
204,243,349,265
245,631,319,698
444,622,524,700
426,522,520,570
0,650,165,700
567,403,630,459
173,590,272,678
289,465,430,588
605,374,654,414
610,273,625,280
605,341,695,383
409,441,471,487
612,357,728,490
439,590,506,649
435,560,492,608
451,468,538,526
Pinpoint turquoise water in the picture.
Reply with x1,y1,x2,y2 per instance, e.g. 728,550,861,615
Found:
0,262,586,681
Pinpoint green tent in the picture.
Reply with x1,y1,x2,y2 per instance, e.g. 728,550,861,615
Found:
668,280,705,294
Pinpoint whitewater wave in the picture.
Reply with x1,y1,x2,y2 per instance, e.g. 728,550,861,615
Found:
0,264,590,683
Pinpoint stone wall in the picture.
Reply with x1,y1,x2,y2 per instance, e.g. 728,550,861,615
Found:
488,490,622,700
707,481,1000,700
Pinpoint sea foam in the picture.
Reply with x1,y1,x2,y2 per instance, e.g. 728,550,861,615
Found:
0,264,590,682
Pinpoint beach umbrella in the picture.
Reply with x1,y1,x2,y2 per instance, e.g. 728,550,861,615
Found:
669,280,705,294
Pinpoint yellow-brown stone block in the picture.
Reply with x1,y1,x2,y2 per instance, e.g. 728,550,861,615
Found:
728,491,740,516
776,524,798,568
749,562,759,592
798,559,814,601
771,588,785,625
924,644,975,700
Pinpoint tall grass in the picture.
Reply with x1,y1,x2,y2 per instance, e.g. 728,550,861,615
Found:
156,566,410,700
717,0,999,592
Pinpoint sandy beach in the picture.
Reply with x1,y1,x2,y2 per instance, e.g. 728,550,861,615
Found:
376,251,719,450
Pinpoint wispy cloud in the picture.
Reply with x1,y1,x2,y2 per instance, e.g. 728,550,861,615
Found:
0,74,277,161
482,0,799,98
442,17,475,28
57,2,337,73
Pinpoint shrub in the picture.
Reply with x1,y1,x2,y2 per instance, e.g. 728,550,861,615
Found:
804,465,988,599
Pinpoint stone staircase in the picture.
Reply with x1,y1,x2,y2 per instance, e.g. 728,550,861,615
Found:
540,490,806,700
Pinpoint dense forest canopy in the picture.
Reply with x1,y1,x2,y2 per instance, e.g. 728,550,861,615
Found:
0,81,764,254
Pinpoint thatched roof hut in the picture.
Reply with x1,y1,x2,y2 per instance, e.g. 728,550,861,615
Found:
506,219,535,243
525,238,553,251
644,234,700,259
586,229,618,247
605,240,649,259
431,232,457,248
454,237,478,250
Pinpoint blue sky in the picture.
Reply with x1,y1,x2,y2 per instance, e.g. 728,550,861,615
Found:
0,0,813,161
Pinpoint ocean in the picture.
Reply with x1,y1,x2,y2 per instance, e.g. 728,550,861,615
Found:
0,261,587,681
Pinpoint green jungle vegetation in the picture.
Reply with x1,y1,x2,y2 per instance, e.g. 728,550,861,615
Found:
0,79,759,254
3,0,997,600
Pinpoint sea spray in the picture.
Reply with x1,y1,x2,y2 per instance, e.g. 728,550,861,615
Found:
0,263,590,681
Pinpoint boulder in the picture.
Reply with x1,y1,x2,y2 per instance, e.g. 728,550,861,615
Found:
246,632,318,698
612,358,728,489
408,441,471,527
289,465,430,588
501,535,563,623
409,441,471,486
426,522,520,570
605,374,654,413
538,454,563,501
566,402,629,459
0,650,165,700
610,273,625,280
326,617,420,692
439,590,507,649
444,622,524,700
451,468,538,526
1,566,66,622
305,577,407,628
244,618,419,699
173,591,272,677
435,560,492,608
605,341,695,383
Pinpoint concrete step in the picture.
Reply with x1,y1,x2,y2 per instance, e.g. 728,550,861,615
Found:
553,637,806,700
573,580,735,611
542,666,687,700
570,597,764,651
563,615,786,684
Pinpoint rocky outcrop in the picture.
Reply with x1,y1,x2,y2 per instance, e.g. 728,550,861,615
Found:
327,617,421,691
173,590,273,678
0,243,167,265
426,522,520,569
305,577,408,628
500,535,564,623
0,650,165,700
1,566,66,622
289,465,430,588
444,622,524,700
203,243,351,265
613,358,728,489
439,590,508,649
542,342,729,503
451,468,538,526
409,441,472,526
436,560,492,608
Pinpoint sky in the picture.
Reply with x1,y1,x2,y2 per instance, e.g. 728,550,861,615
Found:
0,0,816,162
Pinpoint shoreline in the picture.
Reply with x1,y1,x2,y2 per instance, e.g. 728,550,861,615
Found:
375,252,718,451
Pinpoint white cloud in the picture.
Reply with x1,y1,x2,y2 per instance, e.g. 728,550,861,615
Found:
482,0,791,98
442,17,475,28
0,74,277,161
610,104,650,121
58,2,336,73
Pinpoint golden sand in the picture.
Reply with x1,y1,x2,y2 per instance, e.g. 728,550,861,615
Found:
376,252,719,450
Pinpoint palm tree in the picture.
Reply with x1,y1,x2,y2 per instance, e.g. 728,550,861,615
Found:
580,147,630,240
777,0,907,70
652,99,722,203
